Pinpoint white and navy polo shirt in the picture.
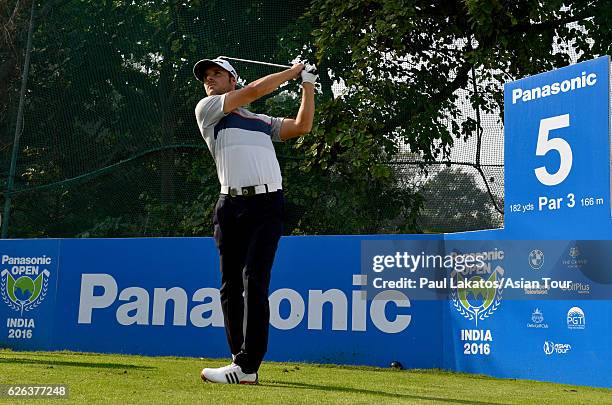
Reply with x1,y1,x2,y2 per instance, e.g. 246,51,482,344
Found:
195,94,284,191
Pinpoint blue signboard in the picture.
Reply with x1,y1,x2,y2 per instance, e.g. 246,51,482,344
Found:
504,56,611,238
0,239,60,350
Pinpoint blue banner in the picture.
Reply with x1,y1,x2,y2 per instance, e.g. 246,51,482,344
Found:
0,236,610,388
49,236,445,368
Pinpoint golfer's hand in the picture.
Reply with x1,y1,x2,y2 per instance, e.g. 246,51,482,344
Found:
289,63,304,79
301,63,318,85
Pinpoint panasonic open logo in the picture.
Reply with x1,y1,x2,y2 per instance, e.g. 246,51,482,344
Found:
77,274,412,334
1,255,52,315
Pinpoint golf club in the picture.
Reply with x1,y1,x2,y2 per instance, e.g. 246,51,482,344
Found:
218,56,292,69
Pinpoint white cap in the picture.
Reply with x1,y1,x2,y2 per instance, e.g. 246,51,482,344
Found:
193,58,239,82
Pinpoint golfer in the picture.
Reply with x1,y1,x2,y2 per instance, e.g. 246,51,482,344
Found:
193,57,316,384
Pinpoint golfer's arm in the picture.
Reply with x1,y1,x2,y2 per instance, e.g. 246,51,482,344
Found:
279,83,315,141
223,69,297,113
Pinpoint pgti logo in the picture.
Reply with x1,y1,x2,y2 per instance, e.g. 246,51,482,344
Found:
1,255,51,315
451,266,504,326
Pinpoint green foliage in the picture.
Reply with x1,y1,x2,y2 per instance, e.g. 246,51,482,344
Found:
1,1,308,237
419,168,502,232
295,0,607,233
0,0,609,237
309,0,608,157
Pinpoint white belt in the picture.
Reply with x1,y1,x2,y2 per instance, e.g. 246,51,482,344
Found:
220,182,282,197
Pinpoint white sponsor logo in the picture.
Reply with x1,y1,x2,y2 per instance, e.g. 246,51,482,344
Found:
528,250,544,270
511,71,597,104
543,340,572,355
524,284,550,295
560,282,590,295
527,308,549,329
562,246,588,269
77,274,412,334
567,306,585,330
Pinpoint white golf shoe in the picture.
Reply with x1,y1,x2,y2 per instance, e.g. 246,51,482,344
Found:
200,363,258,385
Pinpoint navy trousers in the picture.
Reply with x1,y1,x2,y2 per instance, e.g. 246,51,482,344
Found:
213,191,283,374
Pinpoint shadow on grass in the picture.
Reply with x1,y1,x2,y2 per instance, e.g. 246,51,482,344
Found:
0,357,154,370
264,380,511,405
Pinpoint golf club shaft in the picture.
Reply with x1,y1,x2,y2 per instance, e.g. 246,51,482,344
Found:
218,56,292,69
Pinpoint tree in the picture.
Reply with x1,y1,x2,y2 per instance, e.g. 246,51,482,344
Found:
284,0,610,233
418,168,502,232
1,0,313,237
1,1,609,237
307,0,610,159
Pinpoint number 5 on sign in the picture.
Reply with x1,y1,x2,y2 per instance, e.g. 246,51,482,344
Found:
534,114,572,186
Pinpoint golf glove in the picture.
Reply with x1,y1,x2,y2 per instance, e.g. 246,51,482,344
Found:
301,63,318,84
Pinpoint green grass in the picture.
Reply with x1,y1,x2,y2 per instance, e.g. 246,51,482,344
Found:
0,349,611,404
